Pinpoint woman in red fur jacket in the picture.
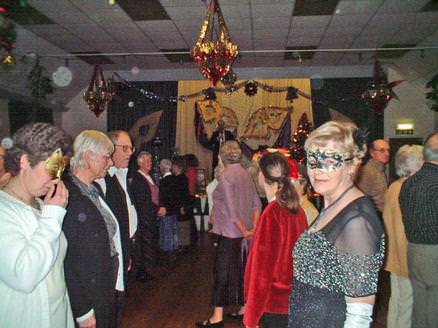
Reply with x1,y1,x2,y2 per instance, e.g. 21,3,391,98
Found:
243,152,308,328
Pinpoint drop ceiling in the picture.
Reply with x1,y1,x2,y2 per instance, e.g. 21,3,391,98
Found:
1,0,438,105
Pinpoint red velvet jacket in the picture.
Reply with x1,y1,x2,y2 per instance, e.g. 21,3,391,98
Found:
243,201,308,327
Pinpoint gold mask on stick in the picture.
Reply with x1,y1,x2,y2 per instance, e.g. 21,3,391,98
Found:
44,148,69,178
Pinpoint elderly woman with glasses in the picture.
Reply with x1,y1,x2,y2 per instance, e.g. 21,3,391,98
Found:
0,122,73,327
197,140,261,328
288,121,385,328
62,130,125,328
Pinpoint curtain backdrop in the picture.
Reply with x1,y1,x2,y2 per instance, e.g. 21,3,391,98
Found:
176,79,313,175
108,81,177,159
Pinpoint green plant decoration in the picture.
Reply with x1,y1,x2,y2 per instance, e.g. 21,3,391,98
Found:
26,58,54,119
426,73,438,112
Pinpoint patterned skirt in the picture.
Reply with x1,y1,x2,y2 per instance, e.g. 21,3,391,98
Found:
159,215,181,251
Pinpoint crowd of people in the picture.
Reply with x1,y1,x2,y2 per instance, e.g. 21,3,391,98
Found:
0,120,436,328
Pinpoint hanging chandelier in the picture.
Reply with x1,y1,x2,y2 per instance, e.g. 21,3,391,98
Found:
192,0,239,86
361,59,398,115
83,64,113,117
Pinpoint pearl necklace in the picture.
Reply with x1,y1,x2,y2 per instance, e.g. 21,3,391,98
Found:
308,184,354,233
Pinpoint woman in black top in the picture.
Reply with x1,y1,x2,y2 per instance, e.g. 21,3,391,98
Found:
288,121,385,328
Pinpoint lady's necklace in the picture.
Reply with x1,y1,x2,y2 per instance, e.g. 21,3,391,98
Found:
308,184,354,233
2,184,41,210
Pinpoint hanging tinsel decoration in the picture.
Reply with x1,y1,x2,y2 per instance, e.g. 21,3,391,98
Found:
244,81,258,96
361,59,403,115
286,86,299,102
83,65,113,117
192,0,239,86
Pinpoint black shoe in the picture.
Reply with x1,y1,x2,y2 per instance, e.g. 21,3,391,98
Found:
226,312,244,320
195,319,224,327
135,272,156,282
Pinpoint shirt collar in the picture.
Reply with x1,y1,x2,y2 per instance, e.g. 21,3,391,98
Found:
108,166,128,177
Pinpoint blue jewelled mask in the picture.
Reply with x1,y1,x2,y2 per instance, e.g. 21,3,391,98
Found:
306,149,353,172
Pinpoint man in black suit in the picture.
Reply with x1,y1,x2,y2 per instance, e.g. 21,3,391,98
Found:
208,119,235,169
95,130,137,325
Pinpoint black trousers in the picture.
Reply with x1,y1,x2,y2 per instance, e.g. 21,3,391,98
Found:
211,235,244,307
260,312,288,328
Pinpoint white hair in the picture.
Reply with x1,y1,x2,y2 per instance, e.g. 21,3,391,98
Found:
137,151,152,165
395,144,424,177
70,130,114,171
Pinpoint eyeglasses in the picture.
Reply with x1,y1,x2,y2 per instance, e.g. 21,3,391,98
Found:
374,148,390,153
114,144,135,153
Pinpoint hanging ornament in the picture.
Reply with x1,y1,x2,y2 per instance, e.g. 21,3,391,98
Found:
361,59,404,115
83,64,113,117
221,68,237,87
1,50,15,69
244,81,258,96
192,0,239,86
286,86,299,102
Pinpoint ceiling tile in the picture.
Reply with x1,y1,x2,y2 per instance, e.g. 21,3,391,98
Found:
165,6,205,20
88,9,132,24
117,0,170,20
289,27,326,39
254,38,286,49
378,0,431,13
291,16,331,29
45,11,94,24
137,20,179,33
226,18,252,31
253,29,289,39
253,4,294,17
293,0,340,16
287,36,322,47
220,5,251,18
329,14,371,27
253,16,291,30
334,0,383,15
311,52,343,65
158,0,205,6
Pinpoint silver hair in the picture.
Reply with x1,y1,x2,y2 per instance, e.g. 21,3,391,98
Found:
137,151,152,165
70,130,114,171
423,132,438,162
160,158,172,172
395,144,424,177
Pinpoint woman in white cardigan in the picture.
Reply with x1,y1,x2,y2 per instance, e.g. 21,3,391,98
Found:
0,122,73,328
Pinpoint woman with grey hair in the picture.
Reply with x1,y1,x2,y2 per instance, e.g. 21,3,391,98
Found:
197,140,261,328
383,144,423,328
0,122,73,327
62,130,124,328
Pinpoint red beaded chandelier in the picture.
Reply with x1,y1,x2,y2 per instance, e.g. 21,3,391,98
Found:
83,65,113,117
192,0,239,86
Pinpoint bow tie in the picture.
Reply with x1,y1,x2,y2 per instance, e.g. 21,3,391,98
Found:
108,166,128,177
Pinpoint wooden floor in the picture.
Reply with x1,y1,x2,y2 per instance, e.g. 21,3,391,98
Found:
122,233,389,328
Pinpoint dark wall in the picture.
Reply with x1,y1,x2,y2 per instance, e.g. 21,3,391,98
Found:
311,78,383,141
107,81,177,159
8,100,53,135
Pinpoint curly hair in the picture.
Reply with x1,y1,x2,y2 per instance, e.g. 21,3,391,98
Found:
5,122,73,176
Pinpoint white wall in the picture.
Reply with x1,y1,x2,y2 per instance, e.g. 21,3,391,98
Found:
61,88,107,138
385,67,437,141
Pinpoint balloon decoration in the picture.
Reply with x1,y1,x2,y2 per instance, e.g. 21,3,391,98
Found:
192,0,239,86
83,65,113,117
361,59,404,114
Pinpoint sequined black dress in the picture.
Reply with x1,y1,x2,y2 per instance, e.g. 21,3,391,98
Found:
288,196,385,328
